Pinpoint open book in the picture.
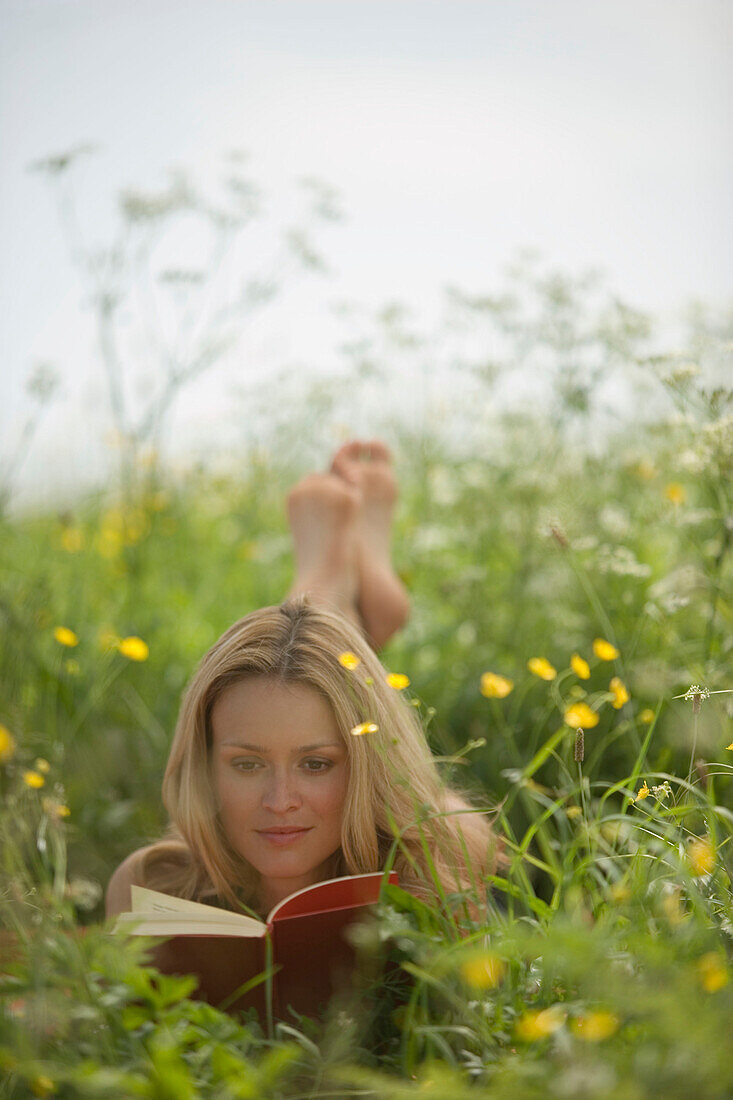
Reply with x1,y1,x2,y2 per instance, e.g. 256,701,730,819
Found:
114,870,398,1020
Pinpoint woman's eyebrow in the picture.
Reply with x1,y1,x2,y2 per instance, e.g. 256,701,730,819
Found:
220,741,342,752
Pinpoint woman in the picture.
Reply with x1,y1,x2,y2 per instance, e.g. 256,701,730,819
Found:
106,441,498,922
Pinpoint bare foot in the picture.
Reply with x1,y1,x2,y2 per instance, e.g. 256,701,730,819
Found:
330,440,410,649
285,472,363,629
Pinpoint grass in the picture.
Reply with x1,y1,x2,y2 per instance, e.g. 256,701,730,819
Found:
1,340,732,1097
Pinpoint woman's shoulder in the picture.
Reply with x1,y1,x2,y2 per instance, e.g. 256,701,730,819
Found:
105,841,250,919
105,844,157,919
105,840,192,918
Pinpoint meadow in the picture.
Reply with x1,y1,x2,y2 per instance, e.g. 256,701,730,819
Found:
1,267,732,1098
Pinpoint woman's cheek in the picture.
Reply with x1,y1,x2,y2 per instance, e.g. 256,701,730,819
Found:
216,767,252,814
323,771,349,814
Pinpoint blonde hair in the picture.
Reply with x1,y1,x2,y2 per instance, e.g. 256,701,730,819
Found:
140,596,499,921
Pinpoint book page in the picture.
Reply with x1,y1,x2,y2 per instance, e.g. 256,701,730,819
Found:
114,913,266,938
121,885,266,937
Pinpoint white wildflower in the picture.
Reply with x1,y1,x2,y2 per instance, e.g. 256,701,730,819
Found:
665,362,701,385
677,449,705,474
570,536,599,552
683,684,710,703
599,505,631,538
428,465,459,506
596,545,652,579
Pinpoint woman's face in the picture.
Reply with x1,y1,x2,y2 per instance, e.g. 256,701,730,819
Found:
210,676,349,913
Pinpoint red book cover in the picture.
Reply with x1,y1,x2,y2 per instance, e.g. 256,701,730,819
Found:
115,871,399,1021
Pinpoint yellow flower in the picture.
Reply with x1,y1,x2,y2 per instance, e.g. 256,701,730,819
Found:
665,482,686,505
386,673,410,690
566,805,582,819
634,781,650,802
570,653,590,680
480,672,514,698
593,638,619,661
609,677,630,709
60,527,84,553
31,1076,55,1099
117,636,149,662
661,892,685,927
0,724,16,763
688,837,715,876
609,883,630,903
564,702,599,729
640,709,655,724
460,952,505,989
515,1006,565,1041
635,458,657,481
570,1010,620,1042
96,527,123,558
528,657,556,681
696,953,729,993
22,770,45,789
350,722,378,737
53,626,79,648
34,758,50,773
338,651,361,670
42,798,71,819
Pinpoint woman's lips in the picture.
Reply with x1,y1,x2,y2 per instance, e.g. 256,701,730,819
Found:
256,828,312,846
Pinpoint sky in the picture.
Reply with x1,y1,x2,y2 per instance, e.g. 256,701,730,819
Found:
1,0,731,504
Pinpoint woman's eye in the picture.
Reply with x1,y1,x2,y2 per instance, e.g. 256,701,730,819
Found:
232,759,331,773
304,759,331,772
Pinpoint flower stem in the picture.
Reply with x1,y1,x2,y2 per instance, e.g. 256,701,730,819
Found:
687,707,700,787
578,761,590,838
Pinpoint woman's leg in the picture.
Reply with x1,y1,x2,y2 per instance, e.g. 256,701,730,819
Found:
285,441,410,649
285,469,363,634
330,440,410,649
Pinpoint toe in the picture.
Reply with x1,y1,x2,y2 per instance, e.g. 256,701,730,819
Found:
331,440,364,460
363,439,392,464
330,440,363,484
331,439,393,478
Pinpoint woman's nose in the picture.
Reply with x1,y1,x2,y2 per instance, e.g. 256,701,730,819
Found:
261,772,302,812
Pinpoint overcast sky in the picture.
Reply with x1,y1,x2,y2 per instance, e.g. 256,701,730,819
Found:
1,0,731,503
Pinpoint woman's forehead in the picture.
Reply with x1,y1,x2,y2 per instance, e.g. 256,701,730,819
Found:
210,675,342,746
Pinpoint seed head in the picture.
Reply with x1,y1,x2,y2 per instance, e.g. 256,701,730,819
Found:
683,684,710,713
574,727,585,763
549,524,568,550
